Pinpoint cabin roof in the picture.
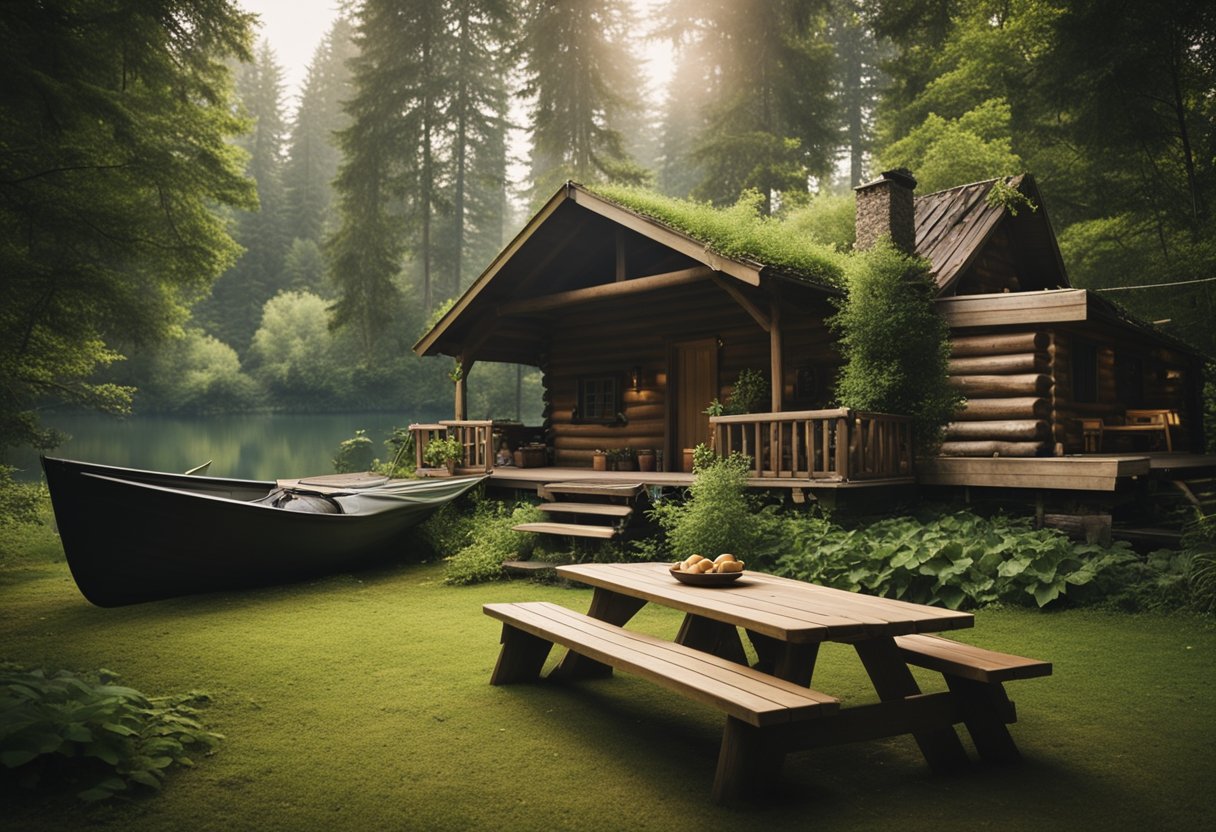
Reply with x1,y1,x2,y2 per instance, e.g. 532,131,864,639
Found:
414,182,840,360
914,174,1069,295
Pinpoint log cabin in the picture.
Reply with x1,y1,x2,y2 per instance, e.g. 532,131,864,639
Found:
413,174,1212,509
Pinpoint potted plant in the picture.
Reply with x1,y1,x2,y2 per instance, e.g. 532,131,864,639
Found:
637,448,656,472
422,435,463,474
617,448,637,472
592,449,608,471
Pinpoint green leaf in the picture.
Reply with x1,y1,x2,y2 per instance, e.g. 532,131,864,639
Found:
128,769,163,789
1,749,40,768
102,721,138,737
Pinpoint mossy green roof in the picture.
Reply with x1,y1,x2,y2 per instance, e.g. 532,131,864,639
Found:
590,184,847,289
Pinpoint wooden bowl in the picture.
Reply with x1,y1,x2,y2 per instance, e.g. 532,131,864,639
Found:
669,567,744,587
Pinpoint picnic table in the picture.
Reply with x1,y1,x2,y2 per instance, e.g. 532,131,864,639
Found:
484,562,1050,803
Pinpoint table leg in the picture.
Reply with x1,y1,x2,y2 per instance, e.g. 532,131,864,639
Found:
677,614,748,665
854,638,969,772
945,676,1022,763
551,588,647,679
747,630,820,687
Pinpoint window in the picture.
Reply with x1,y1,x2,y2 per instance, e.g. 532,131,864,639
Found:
1115,353,1144,407
1071,338,1098,403
575,375,621,423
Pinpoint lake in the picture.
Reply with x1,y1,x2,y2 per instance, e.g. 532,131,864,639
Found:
7,411,448,482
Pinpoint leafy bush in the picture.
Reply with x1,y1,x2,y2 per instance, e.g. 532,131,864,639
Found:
829,240,962,456
0,466,41,529
770,510,1139,609
1184,515,1216,612
725,368,767,415
122,328,260,414
0,665,220,802
651,453,763,560
422,436,463,468
332,429,375,473
443,501,544,585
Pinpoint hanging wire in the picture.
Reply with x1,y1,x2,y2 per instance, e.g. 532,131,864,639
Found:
1092,276,1216,292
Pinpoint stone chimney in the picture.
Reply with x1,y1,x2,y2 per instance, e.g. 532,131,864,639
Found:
854,168,918,255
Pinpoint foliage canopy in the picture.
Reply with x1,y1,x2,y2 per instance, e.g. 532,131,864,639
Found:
0,0,256,456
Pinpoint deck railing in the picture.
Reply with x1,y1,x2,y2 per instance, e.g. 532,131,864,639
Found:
409,420,494,474
710,408,913,481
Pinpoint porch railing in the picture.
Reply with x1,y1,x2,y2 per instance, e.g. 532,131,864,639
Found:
409,420,494,474
710,409,913,481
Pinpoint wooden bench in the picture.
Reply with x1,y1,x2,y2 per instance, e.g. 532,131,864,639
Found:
895,634,1051,763
1082,408,1179,452
484,601,840,803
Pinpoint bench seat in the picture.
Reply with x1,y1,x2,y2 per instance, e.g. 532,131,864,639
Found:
895,633,1050,763
895,634,1052,683
484,601,839,801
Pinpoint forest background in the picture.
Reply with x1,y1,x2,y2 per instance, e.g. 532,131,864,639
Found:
2,0,1214,463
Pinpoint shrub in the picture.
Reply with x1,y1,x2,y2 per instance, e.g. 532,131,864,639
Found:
422,436,463,468
332,430,375,473
1184,515,1216,612
771,510,1139,609
653,453,762,560
443,502,544,585
0,665,220,802
829,240,962,456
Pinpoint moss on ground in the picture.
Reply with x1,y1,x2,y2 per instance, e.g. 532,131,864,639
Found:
1,519,1214,831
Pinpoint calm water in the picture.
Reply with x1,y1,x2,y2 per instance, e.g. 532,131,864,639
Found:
7,411,447,482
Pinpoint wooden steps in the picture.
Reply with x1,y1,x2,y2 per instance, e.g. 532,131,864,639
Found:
510,480,643,546
511,522,618,539
1172,476,1216,518
537,502,633,519
538,480,645,499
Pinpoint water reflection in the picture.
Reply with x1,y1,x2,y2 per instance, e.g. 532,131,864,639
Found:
7,411,445,481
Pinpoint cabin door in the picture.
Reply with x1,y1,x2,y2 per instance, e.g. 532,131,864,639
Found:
669,338,719,472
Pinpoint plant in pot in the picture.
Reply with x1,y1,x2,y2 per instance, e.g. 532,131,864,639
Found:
422,436,463,474
617,447,637,471
637,448,656,472
592,449,608,471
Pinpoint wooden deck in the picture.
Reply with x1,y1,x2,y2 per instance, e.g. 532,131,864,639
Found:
919,452,1216,492
446,465,915,493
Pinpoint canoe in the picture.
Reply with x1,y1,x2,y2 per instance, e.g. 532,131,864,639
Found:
41,456,484,607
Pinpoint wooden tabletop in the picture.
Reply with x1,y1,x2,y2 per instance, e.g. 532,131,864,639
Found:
556,562,973,644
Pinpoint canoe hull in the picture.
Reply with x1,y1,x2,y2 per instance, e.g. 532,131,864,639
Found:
41,457,480,607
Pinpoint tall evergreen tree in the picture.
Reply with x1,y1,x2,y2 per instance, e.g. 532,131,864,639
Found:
330,0,515,344
442,0,515,297
520,0,645,202
195,39,290,353
283,15,357,249
0,0,256,455
830,0,886,187
662,0,839,214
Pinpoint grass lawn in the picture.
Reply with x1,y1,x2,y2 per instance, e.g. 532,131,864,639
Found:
1,519,1214,832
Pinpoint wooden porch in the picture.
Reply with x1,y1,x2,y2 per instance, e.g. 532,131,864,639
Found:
409,408,918,494
411,418,1215,497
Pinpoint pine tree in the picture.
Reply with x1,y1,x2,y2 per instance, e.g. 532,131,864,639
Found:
195,39,290,353
662,0,840,214
520,0,645,203
283,15,357,249
443,0,515,298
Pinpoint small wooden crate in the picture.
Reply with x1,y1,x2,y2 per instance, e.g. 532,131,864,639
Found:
513,446,548,468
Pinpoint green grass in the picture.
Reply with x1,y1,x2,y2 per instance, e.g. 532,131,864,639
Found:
1,518,1214,831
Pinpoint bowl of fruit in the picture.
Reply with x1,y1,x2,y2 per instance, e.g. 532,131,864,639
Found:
669,554,745,586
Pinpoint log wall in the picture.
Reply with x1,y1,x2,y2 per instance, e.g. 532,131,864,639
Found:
942,331,1052,457
946,325,1199,456
539,282,838,467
